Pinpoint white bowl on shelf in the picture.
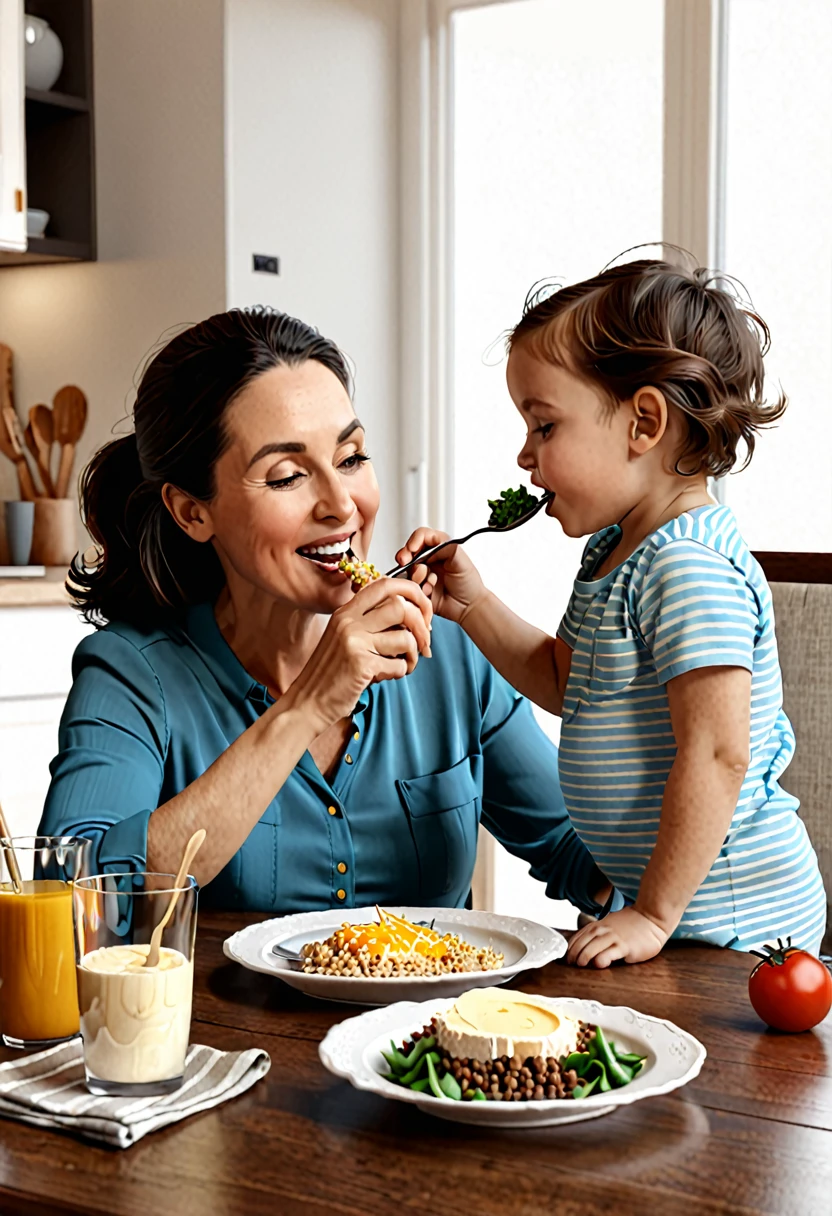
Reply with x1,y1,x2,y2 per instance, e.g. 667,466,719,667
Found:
26,209,50,239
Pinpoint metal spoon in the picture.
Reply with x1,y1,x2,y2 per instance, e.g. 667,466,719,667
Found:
271,942,303,963
385,491,554,578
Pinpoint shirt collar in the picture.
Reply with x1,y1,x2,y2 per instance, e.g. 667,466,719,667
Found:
184,602,262,704
183,602,373,716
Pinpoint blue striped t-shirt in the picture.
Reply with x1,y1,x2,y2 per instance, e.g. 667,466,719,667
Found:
557,504,826,954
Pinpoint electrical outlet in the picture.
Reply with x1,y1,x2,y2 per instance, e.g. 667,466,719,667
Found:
253,254,279,275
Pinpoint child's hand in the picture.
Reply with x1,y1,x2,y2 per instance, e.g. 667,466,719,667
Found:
395,528,487,626
566,907,669,968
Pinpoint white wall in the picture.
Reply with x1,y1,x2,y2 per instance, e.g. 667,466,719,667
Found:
0,0,227,547
224,0,401,565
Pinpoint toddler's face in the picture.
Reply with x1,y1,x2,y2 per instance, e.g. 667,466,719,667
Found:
507,341,641,538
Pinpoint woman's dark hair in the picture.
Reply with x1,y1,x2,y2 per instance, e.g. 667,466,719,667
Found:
71,307,353,628
509,257,786,477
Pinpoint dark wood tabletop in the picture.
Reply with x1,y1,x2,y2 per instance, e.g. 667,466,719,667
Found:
1,911,830,1216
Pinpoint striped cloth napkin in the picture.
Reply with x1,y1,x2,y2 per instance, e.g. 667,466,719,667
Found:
0,1039,271,1149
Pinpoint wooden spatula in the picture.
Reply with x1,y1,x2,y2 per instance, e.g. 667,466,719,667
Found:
53,386,88,499
1,407,37,501
0,345,34,501
26,405,56,497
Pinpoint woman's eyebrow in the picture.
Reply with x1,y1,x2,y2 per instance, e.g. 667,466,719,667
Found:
247,441,305,468
337,418,363,443
246,420,364,469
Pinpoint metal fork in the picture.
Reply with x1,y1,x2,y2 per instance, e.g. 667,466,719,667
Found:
385,492,554,578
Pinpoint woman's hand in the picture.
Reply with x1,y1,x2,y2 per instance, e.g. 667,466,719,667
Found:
289,576,433,731
565,907,669,968
395,528,487,626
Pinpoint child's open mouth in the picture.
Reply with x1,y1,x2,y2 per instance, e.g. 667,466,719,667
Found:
296,534,356,574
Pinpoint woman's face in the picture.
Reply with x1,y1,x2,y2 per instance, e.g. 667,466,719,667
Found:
206,360,379,613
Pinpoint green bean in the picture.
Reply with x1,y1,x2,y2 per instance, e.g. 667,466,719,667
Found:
572,1075,599,1099
562,1051,593,1076
592,1025,634,1087
398,1050,440,1087
614,1049,646,1066
382,1040,413,1075
472,1088,487,1101
410,1076,433,1092
426,1053,446,1099
585,1058,611,1093
439,1070,462,1100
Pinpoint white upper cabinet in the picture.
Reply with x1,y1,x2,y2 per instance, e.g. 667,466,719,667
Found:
0,0,26,252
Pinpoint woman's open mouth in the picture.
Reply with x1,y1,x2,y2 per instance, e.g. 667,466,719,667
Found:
296,533,356,574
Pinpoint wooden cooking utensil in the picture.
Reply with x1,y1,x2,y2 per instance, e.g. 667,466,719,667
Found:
1,407,37,501
53,386,88,499
143,829,205,968
0,345,35,502
26,405,56,497
0,799,23,894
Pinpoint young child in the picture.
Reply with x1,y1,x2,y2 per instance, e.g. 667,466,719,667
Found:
399,258,827,966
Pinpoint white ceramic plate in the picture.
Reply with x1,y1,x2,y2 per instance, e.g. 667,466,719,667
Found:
222,906,567,1005
319,992,706,1127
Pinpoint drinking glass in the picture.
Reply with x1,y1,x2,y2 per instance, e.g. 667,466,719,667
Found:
0,835,91,1048
72,872,198,1096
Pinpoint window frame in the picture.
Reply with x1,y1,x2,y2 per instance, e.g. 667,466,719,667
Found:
398,0,727,533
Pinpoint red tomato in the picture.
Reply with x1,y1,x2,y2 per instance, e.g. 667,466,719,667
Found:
748,937,832,1032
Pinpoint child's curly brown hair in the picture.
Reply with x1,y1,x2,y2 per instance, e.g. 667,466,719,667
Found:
508,258,786,478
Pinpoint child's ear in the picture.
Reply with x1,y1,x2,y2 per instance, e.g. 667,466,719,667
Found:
627,387,667,454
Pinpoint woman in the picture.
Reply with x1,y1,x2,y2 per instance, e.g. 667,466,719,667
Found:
40,308,607,914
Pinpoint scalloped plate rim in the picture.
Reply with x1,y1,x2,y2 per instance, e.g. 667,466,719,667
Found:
318,993,707,1124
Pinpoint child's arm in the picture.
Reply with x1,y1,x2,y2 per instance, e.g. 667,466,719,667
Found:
396,527,569,714
566,663,751,967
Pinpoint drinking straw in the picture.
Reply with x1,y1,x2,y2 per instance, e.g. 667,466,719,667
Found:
0,802,23,893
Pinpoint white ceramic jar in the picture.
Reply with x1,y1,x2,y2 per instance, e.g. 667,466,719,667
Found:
24,14,64,92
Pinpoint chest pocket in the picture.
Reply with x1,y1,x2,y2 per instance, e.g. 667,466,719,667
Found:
563,597,647,724
396,754,482,904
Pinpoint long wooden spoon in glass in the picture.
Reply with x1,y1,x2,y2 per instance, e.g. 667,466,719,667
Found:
143,829,206,968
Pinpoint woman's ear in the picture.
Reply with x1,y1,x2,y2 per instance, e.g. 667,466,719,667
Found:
627,387,667,455
161,483,215,543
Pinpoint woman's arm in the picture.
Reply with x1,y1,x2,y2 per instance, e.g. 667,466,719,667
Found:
43,577,433,886
566,665,751,966
396,528,568,714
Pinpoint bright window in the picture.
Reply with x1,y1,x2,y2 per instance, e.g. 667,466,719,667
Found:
720,0,832,548
451,0,665,920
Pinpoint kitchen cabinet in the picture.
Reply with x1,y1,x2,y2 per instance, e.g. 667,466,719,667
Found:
0,0,95,266
0,0,27,252
0,596,93,836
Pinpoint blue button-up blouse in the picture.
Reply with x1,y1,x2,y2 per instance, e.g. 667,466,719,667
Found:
39,603,603,914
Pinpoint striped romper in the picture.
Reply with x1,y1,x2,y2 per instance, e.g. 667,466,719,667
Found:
557,504,826,955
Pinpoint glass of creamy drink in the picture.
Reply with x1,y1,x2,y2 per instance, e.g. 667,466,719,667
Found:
0,836,91,1049
72,872,198,1096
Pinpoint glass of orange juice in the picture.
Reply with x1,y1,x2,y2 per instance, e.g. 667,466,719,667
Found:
0,836,91,1049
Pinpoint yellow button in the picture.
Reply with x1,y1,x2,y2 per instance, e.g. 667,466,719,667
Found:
337,862,347,874
327,805,338,816
353,731,360,741
336,888,346,900
345,754,353,764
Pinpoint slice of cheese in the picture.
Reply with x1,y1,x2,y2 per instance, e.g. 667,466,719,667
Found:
435,987,580,1061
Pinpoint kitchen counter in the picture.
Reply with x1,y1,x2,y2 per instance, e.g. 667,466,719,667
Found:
0,568,73,607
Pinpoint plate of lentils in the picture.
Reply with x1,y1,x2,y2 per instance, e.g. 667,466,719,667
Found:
319,991,707,1126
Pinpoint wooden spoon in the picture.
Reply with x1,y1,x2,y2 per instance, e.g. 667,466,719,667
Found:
26,405,56,497
0,800,23,894
53,386,88,499
0,347,35,502
1,407,37,501
143,829,205,968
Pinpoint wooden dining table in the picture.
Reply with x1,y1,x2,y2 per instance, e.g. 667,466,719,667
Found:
0,910,829,1216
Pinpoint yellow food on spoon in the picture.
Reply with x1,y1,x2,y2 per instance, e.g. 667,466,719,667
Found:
338,554,381,587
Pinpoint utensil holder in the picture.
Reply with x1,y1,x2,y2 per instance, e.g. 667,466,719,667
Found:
3,501,35,566
30,498,78,568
